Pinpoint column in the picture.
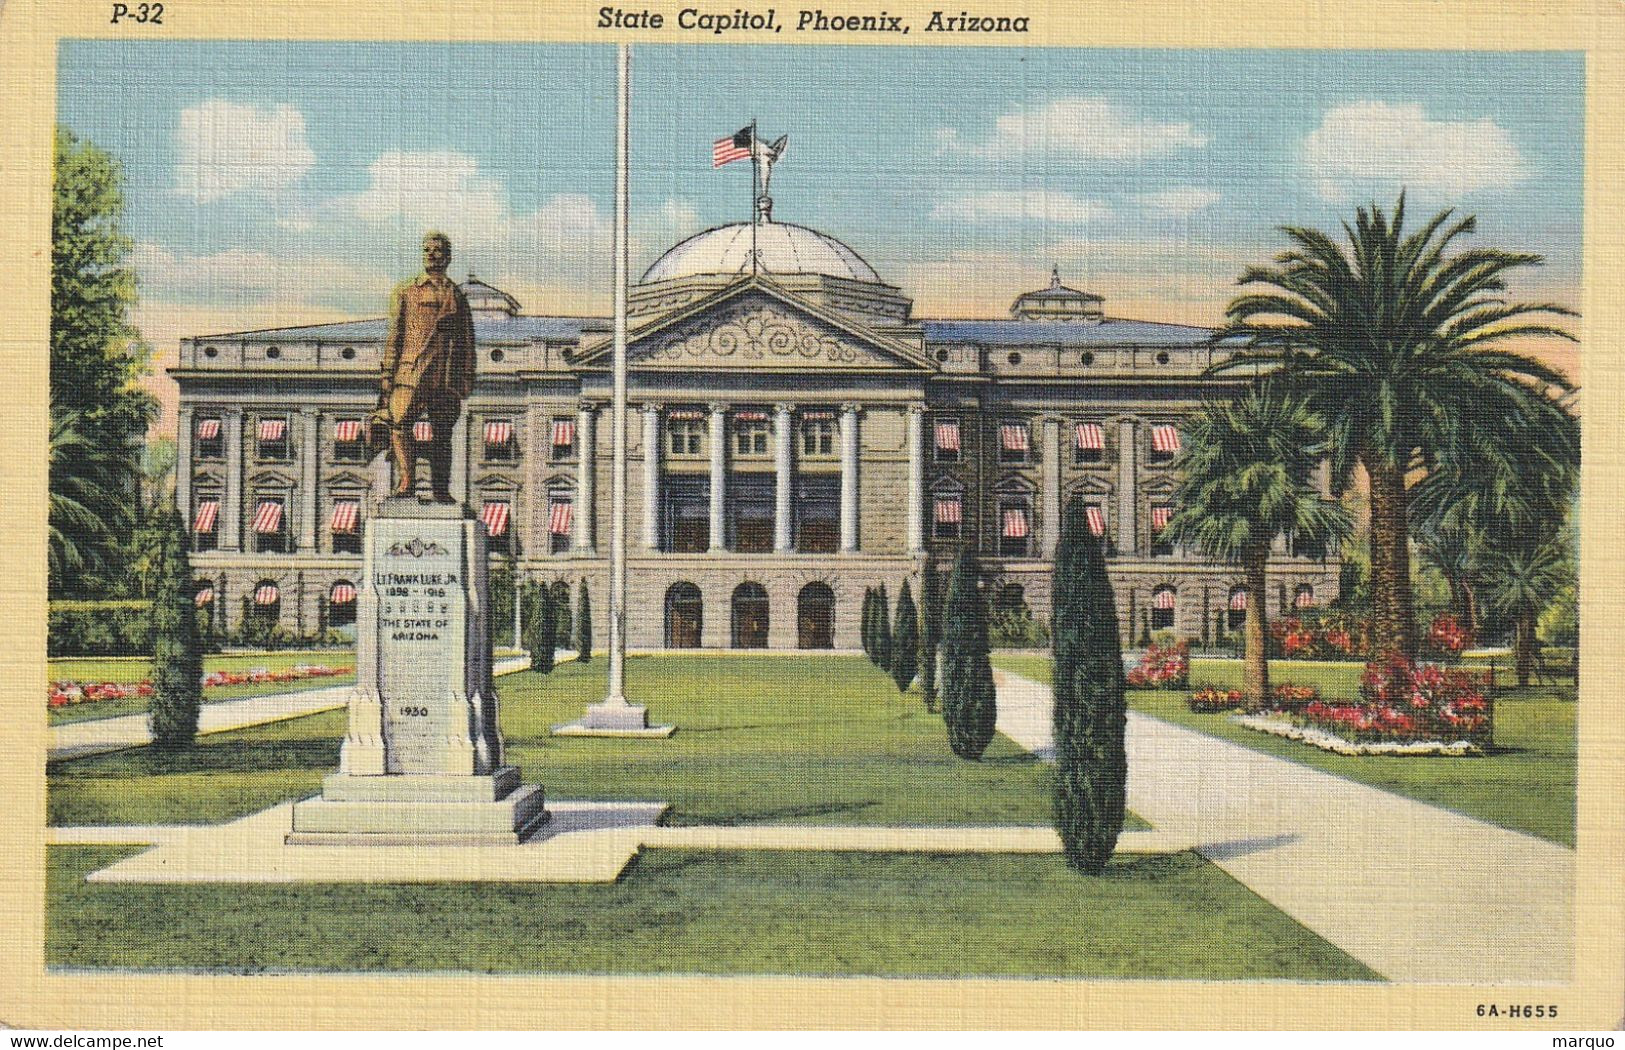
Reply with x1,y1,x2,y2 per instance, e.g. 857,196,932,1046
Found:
642,403,661,551
175,405,193,518
708,402,727,552
298,409,319,551
222,408,244,551
450,412,469,506
575,402,596,554
1042,417,1061,559
840,403,860,553
1117,419,1137,555
774,403,794,553
906,404,925,555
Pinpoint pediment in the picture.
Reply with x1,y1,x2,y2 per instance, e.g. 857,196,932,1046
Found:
473,471,521,491
247,467,297,488
324,469,371,489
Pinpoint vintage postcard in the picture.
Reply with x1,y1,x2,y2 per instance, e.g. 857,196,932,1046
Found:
1,0,1621,1032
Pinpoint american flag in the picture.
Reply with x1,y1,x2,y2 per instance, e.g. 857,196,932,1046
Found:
481,500,511,537
330,500,360,534
713,127,752,168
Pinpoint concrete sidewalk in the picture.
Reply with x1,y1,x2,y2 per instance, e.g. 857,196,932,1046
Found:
992,668,1574,984
49,655,536,763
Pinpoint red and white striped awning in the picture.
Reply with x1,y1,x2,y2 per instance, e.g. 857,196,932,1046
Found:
192,499,219,533
1085,506,1106,537
195,418,221,440
330,582,357,605
733,410,769,422
334,419,363,442
481,500,511,536
330,500,360,534
484,420,514,446
667,408,705,421
254,583,280,606
1074,422,1104,450
1151,424,1182,454
1151,506,1173,531
253,500,284,534
549,501,574,535
257,418,287,441
193,584,214,607
1153,588,1177,610
934,497,962,524
413,420,434,443
1229,589,1248,611
801,409,835,421
934,421,961,451
1001,508,1030,539
1000,424,1030,452
551,419,576,445
1295,586,1316,609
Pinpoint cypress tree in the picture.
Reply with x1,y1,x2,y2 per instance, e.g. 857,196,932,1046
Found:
891,580,919,692
919,561,941,712
552,580,572,651
941,548,996,760
1138,608,1152,647
875,584,893,671
861,587,876,661
148,508,201,748
576,578,593,662
525,582,555,674
1052,497,1129,875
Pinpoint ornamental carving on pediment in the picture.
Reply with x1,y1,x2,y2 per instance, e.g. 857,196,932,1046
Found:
643,301,880,365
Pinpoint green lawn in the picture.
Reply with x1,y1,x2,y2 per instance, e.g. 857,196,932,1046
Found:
47,845,1376,979
48,650,355,726
994,653,1577,847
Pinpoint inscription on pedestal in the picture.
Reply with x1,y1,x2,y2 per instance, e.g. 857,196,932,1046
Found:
376,554,461,772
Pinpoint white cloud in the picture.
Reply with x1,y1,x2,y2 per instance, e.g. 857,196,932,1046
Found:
938,97,1208,160
132,242,392,309
931,190,1108,225
1302,101,1530,200
1134,187,1221,215
174,100,315,203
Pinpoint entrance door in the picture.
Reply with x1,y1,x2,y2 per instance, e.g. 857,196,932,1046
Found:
731,582,770,648
797,583,835,649
665,582,702,648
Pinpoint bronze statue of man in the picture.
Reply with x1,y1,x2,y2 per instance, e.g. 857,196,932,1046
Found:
377,231,476,501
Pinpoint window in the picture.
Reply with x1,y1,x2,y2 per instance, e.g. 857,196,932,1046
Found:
481,499,512,553
328,581,357,628
330,498,362,555
1151,504,1174,556
1228,587,1248,630
1149,424,1181,465
1295,584,1316,610
253,496,288,554
251,580,281,626
547,493,574,554
733,411,770,456
256,417,290,460
1073,421,1105,465
550,417,576,461
999,422,1030,464
483,420,517,462
1152,586,1177,629
194,416,223,459
667,414,705,456
332,418,367,463
933,419,961,463
933,495,962,540
192,496,220,552
795,475,838,553
800,414,835,456
999,501,1031,557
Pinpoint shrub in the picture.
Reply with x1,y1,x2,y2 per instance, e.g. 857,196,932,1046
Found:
1126,641,1189,689
861,587,876,662
524,582,555,673
1051,497,1127,875
48,600,152,656
1356,655,1492,741
891,581,919,692
1267,611,1370,660
576,578,593,662
874,584,893,672
989,606,1051,648
941,548,996,760
148,510,201,748
1424,613,1473,657
919,562,941,712
552,580,573,651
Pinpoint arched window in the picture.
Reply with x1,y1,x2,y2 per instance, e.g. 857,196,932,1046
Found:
664,582,702,648
1294,584,1316,610
251,579,281,627
1152,585,1177,630
328,580,358,628
797,583,835,649
731,582,770,649
1227,586,1248,630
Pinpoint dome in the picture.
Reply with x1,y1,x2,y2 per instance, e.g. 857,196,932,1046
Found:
461,274,521,315
641,221,883,285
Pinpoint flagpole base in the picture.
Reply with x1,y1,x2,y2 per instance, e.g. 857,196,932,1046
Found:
552,699,675,738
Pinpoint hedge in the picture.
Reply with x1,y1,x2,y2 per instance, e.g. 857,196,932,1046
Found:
49,600,153,657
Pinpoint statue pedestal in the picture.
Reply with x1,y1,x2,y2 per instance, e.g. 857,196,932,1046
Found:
288,500,547,845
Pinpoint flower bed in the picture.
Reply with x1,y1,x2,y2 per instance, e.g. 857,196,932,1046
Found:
1266,612,1368,660
1127,642,1189,689
1187,683,1321,714
48,664,350,709
1231,713,1484,757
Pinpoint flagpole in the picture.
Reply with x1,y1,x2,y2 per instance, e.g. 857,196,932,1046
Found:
750,116,760,276
606,41,631,705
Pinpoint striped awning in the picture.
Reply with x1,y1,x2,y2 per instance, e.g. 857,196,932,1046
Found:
733,410,769,422
667,408,705,421
934,421,961,451
1153,588,1177,610
551,419,576,445
195,418,221,440
334,419,363,442
1001,508,1030,539
1230,589,1248,611
1085,506,1106,537
253,500,284,534
330,500,360,534
549,501,574,535
934,497,962,524
330,582,357,605
484,420,514,446
481,500,511,537
1074,422,1104,450
1151,425,1182,453
999,424,1030,452
192,499,219,533
1295,586,1316,609
193,584,214,607
1151,506,1173,531
413,420,434,443
257,418,287,441
801,409,836,421
254,583,280,606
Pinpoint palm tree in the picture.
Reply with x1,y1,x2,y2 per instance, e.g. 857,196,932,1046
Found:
1482,535,1570,687
1163,380,1351,706
1220,194,1575,658
1414,520,1483,637
49,406,130,592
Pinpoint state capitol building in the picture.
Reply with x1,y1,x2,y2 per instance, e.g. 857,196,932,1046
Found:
171,214,1340,649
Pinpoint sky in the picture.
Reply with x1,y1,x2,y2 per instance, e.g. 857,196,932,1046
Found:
57,42,1584,424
